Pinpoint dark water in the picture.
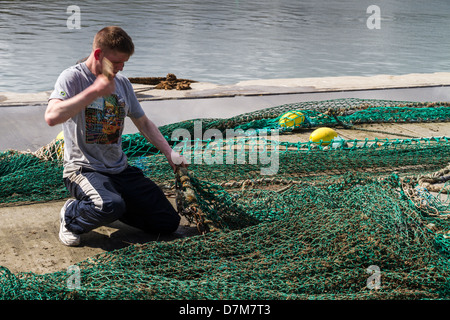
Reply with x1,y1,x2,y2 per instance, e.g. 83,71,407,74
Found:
1,0,450,93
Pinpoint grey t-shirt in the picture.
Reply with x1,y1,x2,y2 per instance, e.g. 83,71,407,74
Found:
49,63,145,177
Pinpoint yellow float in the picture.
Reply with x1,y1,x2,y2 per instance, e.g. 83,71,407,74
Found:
56,130,64,159
56,131,64,141
309,127,338,146
278,111,305,128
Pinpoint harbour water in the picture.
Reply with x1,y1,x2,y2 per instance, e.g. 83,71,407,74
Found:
1,0,450,93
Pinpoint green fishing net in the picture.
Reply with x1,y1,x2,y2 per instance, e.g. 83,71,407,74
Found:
1,98,450,300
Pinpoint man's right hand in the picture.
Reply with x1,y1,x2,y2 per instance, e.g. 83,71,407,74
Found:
92,74,115,97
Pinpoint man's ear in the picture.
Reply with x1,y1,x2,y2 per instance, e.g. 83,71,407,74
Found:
93,48,102,61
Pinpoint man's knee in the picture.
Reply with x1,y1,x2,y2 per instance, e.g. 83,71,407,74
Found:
65,195,126,234
100,195,127,222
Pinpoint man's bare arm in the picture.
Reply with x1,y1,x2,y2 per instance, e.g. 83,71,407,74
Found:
45,74,114,126
132,114,188,171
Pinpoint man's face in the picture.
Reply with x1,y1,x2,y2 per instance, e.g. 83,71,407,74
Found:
101,50,130,75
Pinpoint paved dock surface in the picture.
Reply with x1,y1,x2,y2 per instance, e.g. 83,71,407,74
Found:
2,84,450,152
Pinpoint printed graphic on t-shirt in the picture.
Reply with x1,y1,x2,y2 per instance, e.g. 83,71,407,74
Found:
85,94,126,144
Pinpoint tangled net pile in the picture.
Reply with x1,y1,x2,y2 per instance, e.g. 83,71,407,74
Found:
1,98,450,300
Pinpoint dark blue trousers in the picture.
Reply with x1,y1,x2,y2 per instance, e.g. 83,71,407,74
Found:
63,165,180,235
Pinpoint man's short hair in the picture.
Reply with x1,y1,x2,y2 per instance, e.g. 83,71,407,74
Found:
93,26,134,56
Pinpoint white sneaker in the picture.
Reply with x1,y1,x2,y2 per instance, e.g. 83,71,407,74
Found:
59,199,81,246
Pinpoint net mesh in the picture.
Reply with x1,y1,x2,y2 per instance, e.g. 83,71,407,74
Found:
1,98,450,300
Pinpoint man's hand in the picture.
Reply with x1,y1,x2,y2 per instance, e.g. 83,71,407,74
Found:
90,57,116,97
92,74,115,97
102,57,114,80
169,150,189,173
